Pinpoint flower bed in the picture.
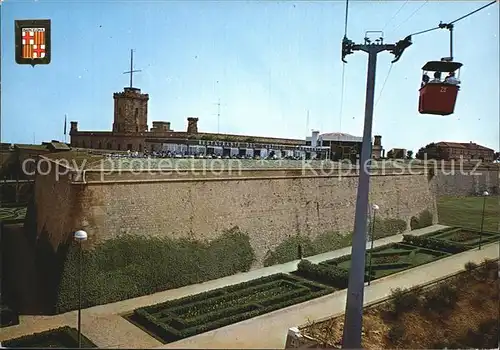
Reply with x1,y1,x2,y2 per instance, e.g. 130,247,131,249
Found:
126,273,334,343
2,326,97,348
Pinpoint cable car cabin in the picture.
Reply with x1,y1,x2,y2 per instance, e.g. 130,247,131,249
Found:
419,60,463,116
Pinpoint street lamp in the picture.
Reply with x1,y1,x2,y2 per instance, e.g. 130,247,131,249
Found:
74,230,87,348
478,191,489,250
367,204,379,286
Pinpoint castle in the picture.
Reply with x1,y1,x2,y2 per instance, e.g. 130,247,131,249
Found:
69,84,384,160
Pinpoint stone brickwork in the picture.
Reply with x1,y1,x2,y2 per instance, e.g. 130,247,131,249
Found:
432,169,500,196
33,157,499,266
112,88,149,133
34,166,437,267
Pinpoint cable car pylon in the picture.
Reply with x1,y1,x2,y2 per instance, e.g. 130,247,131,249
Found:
340,32,411,349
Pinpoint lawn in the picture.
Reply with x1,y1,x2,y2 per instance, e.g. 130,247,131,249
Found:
321,243,450,280
437,196,500,232
2,326,97,348
0,206,27,224
125,273,334,343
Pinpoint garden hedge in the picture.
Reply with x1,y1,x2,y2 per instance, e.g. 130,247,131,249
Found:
132,273,333,342
53,227,255,313
263,217,407,267
2,326,96,348
296,260,349,289
402,234,467,254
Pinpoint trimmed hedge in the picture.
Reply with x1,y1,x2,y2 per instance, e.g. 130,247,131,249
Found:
54,227,255,313
263,231,353,267
410,209,434,230
263,217,409,267
296,260,350,289
2,326,97,348
131,273,333,342
402,234,467,254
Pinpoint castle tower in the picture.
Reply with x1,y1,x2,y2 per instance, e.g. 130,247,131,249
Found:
372,135,383,159
187,117,199,134
112,49,149,133
112,87,149,133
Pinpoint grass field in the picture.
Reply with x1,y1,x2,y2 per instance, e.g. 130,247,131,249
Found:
437,196,500,232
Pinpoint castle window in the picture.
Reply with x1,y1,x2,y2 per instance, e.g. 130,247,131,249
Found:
139,144,143,152
82,141,86,148
107,143,112,149
127,143,133,151
98,142,102,149
118,144,121,150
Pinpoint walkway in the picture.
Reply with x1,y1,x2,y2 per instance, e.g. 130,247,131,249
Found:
160,242,499,349
0,224,467,348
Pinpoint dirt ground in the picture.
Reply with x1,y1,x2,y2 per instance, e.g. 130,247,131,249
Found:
303,260,499,349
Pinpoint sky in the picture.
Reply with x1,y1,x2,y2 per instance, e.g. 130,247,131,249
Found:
1,0,499,154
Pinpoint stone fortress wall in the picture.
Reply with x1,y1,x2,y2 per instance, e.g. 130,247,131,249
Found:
33,158,498,267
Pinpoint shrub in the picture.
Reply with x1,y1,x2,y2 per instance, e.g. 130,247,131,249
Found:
53,227,255,314
263,235,315,267
387,323,405,343
464,261,478,272
263,232,354,267
372,217,407,239
296,260,349,289
402,234,466,254
423,283,458,313
410,209,434,230
390,287,421,316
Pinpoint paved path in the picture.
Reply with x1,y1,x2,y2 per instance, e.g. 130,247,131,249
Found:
0,224,454,348
159,242,499,349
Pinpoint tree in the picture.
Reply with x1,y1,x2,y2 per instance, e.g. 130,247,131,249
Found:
406,150,413,159
416,147,426,160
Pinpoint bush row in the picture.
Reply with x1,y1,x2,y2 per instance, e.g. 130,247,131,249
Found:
263,217,409,267
402,234,467,254
133,273,333,342
54,227,256,313
2,326,97,348
296,260,350,289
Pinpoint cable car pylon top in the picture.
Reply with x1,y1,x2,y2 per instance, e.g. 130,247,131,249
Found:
341,33,412,64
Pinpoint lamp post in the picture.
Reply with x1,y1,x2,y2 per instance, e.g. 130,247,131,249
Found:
367,204,379,286
478,191,489,250
74,230,88,348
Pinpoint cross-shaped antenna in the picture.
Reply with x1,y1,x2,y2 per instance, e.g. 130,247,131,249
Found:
123,49,142,88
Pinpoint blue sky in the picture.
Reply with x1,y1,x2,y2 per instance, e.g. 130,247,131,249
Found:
2,0,499,153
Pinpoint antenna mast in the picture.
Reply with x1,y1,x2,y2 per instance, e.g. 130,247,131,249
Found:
123,49,142,88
